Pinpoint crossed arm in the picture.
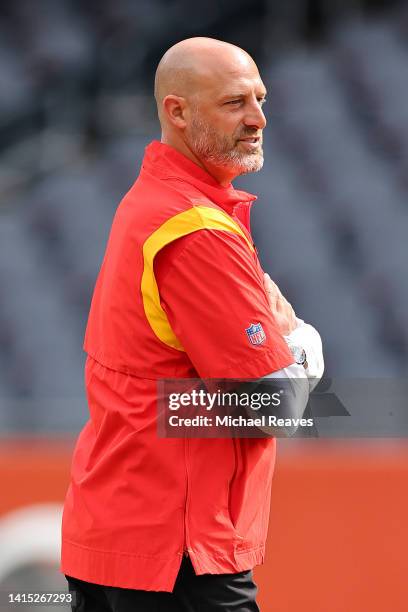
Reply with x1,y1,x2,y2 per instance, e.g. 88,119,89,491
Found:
155,228,324,431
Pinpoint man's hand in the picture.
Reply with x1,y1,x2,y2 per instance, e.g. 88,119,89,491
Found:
263,273,298,336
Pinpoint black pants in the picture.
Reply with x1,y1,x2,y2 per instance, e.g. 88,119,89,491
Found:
66,555,260,611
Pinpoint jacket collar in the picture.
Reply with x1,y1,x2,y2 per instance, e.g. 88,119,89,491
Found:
142,141,257,215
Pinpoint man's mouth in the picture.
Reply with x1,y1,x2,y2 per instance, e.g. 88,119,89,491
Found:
238,137,260,143
237,136,262,149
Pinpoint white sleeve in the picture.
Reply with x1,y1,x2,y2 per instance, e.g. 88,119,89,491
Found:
261,362,310,434
285,318,324,392
265,362,308,382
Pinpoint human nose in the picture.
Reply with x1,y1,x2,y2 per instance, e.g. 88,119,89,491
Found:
243,99,267,129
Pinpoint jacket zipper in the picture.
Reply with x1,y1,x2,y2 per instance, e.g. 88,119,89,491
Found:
237,200,253,233
234,203,258,255
183,437,191,558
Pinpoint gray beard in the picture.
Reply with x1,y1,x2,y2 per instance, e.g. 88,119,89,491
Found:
188,116,264,175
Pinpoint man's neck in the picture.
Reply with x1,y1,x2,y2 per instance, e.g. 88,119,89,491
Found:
160,134,235,187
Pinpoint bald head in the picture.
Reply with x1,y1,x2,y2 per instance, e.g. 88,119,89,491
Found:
154,37,258,119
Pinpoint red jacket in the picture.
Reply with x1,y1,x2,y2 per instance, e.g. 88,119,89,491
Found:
61,141,293,591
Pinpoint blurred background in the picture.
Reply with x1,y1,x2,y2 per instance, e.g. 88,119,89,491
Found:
0,0,407,610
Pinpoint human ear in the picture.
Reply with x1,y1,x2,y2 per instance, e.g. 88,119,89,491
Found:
162,95,187,128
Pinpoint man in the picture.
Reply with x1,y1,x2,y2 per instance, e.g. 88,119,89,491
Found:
61,37,324,611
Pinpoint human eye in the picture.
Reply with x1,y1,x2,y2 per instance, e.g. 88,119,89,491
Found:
258,96,267,106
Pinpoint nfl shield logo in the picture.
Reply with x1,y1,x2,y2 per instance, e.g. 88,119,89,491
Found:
245,322,266,346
